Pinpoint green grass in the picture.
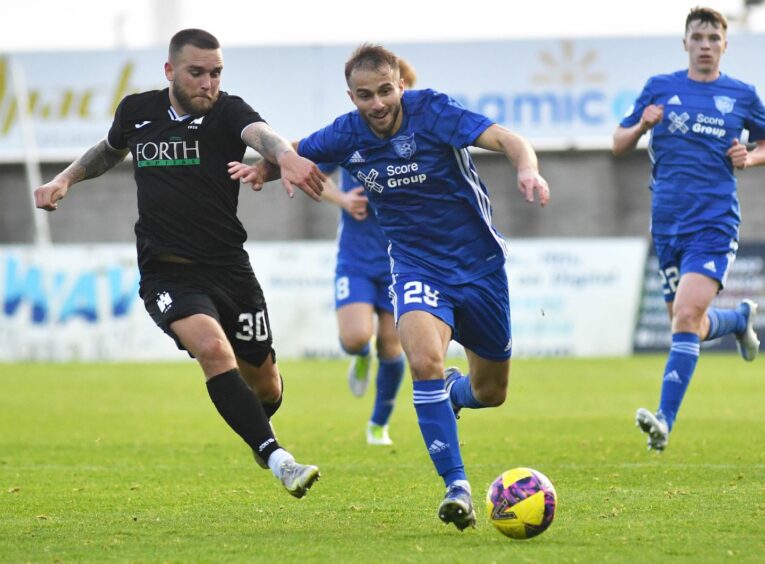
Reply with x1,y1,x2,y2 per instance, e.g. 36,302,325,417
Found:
1,356,764,563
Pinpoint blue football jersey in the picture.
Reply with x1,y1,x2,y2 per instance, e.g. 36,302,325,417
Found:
319,163,390,278
300,89,505,284
621,70,765,237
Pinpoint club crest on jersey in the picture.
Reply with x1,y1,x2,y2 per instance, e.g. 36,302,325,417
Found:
156,291,173,313
713,96,736,115
391,133,417,159
187,116,205,129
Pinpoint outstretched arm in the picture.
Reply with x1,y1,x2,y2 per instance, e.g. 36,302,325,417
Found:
241,123,325,201
34,139,129,211
474,124,550,207
612,104,664,156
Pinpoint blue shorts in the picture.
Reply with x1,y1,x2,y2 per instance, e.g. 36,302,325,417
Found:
389,267,512,361
653,228,738,303
335,267,393,313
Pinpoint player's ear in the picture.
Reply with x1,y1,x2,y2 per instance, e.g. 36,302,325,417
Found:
347,89,355,103
164,61,174,82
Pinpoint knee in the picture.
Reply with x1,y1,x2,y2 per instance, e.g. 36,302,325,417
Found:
240,367,281,402
474,382,507,407
471,366,510,407
258,374,282,403
196,337,234,369
407,352,443,381
340,334,372,355
672,304,706,333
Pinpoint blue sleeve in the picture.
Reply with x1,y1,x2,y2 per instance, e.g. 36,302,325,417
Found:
423,90,493,148
619,78,656,128
317,163,339,174
744,86,765,142
340,168,360,190
298,120,350,164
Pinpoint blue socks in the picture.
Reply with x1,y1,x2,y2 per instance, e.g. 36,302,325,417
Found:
413,379,466,486
370,354,406,426
447,369,487,409
659,305,743,428
658,332,700,431
705,307,746,341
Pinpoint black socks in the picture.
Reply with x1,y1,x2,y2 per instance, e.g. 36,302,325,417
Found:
206,369,280,464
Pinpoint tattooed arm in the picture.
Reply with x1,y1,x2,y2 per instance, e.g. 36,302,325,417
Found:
240,122,325,201
34,139,129,211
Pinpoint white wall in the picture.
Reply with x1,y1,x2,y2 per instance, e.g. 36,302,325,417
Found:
0,239,647,361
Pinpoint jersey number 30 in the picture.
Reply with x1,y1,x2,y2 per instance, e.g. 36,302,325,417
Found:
236,311,269,342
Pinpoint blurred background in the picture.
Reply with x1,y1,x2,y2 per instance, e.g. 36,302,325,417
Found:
1,0,764,361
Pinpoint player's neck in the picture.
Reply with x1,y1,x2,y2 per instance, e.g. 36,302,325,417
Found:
687,68,721,83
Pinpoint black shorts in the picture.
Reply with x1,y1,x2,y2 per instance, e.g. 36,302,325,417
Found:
139,261,275,366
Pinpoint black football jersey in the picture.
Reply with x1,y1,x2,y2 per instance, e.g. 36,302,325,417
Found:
107,88,265,268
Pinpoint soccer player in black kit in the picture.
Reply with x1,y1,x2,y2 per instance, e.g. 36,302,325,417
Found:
34,29,326,498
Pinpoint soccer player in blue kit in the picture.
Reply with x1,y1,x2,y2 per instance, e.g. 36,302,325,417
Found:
232,43,550,530
613,7,765,452
318,59,417,447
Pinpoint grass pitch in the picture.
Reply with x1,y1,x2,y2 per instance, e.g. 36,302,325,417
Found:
1,356,764,562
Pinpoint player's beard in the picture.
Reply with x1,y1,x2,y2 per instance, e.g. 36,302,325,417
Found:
366,103,402,137
172,82,216,116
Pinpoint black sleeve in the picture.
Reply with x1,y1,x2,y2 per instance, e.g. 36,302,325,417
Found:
106,97,128,150
223,95,266,138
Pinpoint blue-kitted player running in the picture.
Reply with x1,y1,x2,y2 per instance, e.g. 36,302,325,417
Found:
231,43,550,530
613,6,765,452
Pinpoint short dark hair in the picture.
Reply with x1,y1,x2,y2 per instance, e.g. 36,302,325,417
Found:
685,6,728,33
169,29,220,60
344,43,399,85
